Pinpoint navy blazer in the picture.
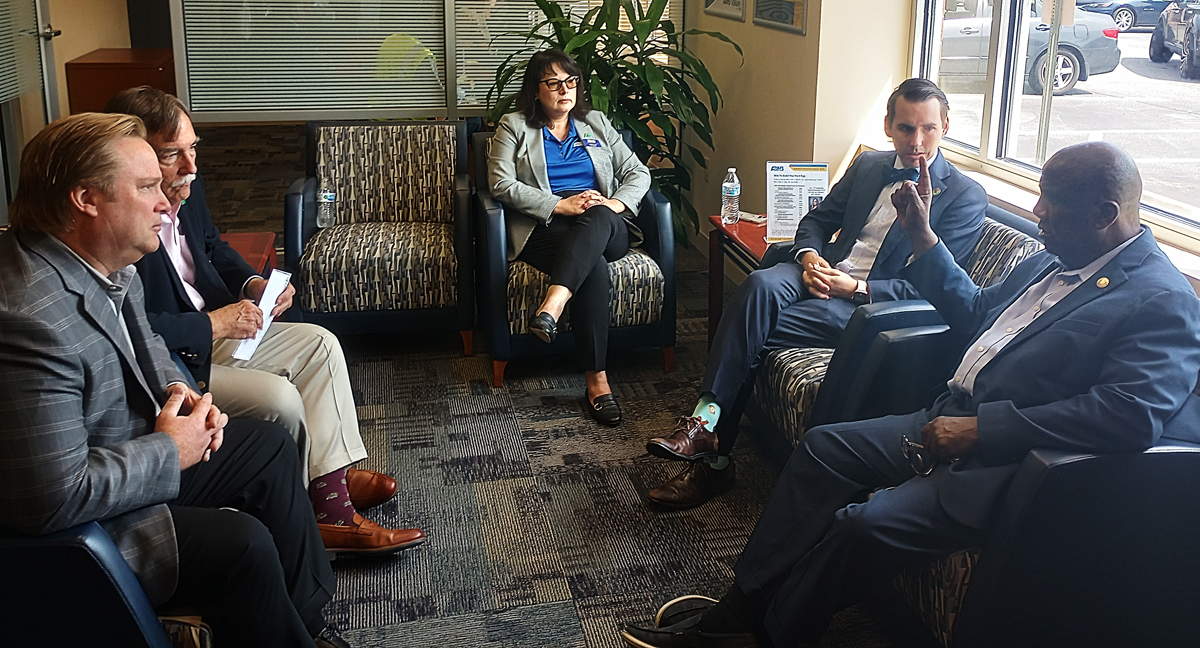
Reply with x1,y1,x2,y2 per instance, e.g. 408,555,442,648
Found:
790,150,986,303
902,228,1200,527
133,176,259,385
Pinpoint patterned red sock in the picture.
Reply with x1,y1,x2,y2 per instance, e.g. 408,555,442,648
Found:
308,468,356,526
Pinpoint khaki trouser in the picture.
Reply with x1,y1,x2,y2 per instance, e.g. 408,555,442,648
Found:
210,322,366,484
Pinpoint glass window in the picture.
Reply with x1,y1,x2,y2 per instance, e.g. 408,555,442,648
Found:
919,0,1200,231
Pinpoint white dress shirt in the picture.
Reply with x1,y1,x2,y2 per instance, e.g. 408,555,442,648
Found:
948,232,1140,398
159,202,207,311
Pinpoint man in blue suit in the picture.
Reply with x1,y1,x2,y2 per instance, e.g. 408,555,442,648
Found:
644,79,987,508
621,142,1200,648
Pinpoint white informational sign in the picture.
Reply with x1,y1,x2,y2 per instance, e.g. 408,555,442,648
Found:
1041,0,1076,26
766,162,829,242
232,269,293,361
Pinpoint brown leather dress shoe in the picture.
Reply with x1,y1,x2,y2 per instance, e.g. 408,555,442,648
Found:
647,460,735,509
318,513,425,559
646,416,719,461
346,467,398,510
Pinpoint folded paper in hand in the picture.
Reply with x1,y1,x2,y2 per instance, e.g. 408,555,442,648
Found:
232,269,292,361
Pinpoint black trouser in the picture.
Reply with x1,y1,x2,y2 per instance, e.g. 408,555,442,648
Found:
161,419,335,648
518,197,630,372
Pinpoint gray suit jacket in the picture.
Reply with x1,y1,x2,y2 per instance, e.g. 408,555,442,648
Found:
487,110,652,260
0,230,185,605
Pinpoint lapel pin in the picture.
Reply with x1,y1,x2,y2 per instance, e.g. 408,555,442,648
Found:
931,187,942,198
1096,277,1110,288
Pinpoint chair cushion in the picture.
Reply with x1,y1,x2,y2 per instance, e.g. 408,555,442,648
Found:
751,347,837,447
894,548,982,647
965,218,1043,288
507,248,664,335
298,221,457,313
313,123,458,225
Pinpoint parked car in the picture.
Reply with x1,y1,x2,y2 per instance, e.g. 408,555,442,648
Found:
1148,2,1200,78
1079,1,1172,32
942,0,1122,95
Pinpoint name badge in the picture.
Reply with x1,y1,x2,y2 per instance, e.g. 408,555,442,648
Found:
576,138,602,148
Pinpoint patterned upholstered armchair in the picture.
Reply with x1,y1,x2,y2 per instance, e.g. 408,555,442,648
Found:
471,131,676,387
284,121,473,350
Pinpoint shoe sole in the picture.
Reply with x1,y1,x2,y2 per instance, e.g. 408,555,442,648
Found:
646,478,735,510
645,441,717,462
655,594,718,628
325,537,425,561
532,327,554,344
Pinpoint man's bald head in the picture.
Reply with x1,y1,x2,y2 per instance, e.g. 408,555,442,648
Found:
1035,142,1144,268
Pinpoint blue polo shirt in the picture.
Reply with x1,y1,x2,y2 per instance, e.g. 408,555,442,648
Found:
543,120,597,194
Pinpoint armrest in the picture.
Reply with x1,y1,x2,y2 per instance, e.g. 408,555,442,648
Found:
808,300,948,428
284,177,317,273
839,324,955,422
474,187,513,358
454,172,474,326
759,241,795,270
0,521,172,646
954,446,1200,648
634,189,676,344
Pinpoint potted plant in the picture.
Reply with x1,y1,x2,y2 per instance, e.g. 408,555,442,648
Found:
486,0,741,237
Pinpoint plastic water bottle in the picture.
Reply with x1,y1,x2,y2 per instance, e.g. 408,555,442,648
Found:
720,168,740,225
316,188,335,228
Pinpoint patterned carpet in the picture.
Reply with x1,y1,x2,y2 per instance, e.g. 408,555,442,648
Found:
195,124,940,648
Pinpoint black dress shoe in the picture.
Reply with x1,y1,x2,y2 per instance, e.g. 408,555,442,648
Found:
656,594,718,628
621,618,757,648
647,460,735,509
529,311,558,343
587,391,622,426
315,626,353,648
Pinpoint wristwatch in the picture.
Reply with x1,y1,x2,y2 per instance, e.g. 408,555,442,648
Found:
850,280,870,306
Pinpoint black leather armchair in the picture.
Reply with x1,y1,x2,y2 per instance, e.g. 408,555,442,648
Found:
0,521,173,646
471,130,676,387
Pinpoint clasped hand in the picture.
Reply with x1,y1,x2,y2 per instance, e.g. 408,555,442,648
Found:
554,190,623,216
799,251,857,300
156,384,227,469
921,415,979,462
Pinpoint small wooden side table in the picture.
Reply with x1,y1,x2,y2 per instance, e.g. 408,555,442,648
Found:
220,232,277,276
708,215,771,348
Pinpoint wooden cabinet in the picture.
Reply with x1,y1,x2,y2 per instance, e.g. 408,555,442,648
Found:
64,48,176,114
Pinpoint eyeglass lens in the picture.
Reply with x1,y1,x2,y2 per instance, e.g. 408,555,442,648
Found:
544,76,579,91
901,434,935,477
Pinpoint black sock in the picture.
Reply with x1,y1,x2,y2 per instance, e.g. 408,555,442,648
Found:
697,583,761,634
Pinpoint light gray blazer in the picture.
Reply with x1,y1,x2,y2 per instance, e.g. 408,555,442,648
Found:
0,230,186,606
488,110,651,260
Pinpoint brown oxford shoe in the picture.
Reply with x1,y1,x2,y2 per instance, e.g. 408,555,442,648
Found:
318,513,424,559
647,460,735,509
346,467,397,510
646,416,719,461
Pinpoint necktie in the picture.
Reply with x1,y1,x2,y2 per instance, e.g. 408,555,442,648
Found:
884,166,920,185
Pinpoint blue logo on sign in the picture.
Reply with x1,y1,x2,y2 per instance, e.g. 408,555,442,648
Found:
770,165,784,171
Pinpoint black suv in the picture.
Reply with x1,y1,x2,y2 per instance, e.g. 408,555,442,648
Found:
1150,2,1200,78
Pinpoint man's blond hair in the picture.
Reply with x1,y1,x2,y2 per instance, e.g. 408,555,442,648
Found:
9,112,147,234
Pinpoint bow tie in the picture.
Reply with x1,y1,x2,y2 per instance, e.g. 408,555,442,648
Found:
884,166,921,185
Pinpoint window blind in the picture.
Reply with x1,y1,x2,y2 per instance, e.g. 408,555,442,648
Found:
0,0,40,105
182,0,446,114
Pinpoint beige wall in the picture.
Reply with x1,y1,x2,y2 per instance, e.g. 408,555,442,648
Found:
47,0,131,118
684,0,913,241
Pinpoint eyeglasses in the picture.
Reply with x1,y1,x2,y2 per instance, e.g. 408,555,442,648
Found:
901,434,936,477
540,76,580,92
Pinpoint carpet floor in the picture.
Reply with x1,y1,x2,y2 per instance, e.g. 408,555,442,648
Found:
194,123,940,648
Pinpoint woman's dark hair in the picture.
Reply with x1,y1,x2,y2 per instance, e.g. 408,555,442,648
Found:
516,49,591,128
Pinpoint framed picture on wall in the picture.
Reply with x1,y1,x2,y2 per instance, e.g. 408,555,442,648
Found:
704,0,746,22
754,0,806,34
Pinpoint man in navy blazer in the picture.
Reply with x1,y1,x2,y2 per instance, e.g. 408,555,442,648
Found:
622,142,1200,648
108,87,423,559
643,79,987,508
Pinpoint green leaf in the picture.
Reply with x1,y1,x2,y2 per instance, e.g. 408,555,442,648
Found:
687,144,708,169
683,29,745,57
564,30,603,54
644,60,665,98
590,77,610,113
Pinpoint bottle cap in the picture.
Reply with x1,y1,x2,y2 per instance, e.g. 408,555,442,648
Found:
727,167,736,173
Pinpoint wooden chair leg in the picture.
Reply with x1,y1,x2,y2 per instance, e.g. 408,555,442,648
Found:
662,346,675,373
460,330,474,356
493,360,507,388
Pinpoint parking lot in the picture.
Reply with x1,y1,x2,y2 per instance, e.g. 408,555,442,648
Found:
949,30,1200,215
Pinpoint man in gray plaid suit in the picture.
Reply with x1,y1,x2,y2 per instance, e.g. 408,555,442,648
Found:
0,113,351,647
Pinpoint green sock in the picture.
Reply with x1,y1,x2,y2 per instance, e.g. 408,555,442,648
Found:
691,393,721,430
706,455,731,470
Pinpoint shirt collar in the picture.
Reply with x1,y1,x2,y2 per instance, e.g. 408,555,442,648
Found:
47,235,137,305
893,149,941,170
1057,230,1141,283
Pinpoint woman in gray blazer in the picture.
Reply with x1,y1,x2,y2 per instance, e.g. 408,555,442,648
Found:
487,49,651,426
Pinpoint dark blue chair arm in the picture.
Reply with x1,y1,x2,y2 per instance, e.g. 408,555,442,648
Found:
839,324,955,422
953,445,1200,648
454,173,475,329
284,176,317,273
0,521,172,646
809,300,949,427
474,187,514,360
633,189,676,346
